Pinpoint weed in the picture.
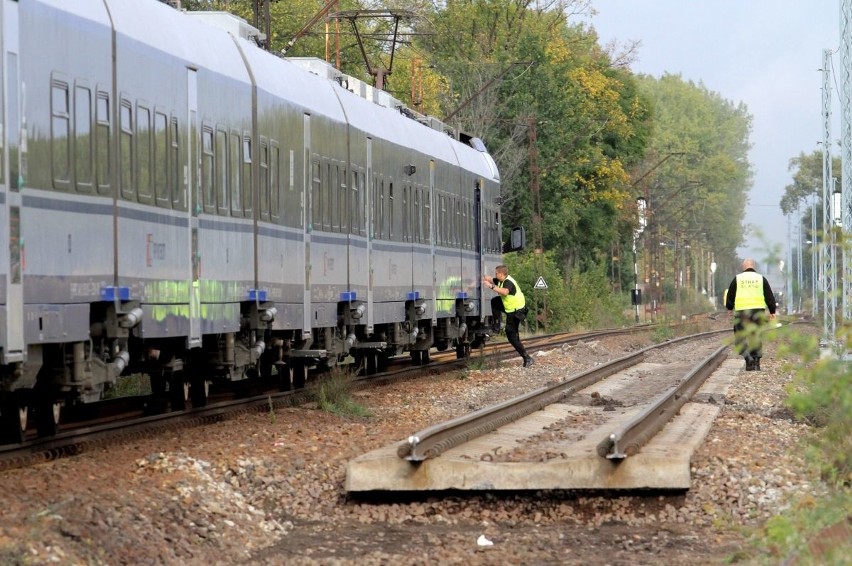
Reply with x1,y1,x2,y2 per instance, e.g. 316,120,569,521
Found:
311,367,371,418
267,395,276,424
651,325,675,343
103,373,152,400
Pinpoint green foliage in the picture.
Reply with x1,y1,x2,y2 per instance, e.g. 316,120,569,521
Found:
781,327,852,486
267,394,276,424
651,325,675,343
310,368,371,418
749,491,852,565
780,150,840,217
103,374,152,400
735,325,852,562
635,74,753,262
504,251,627,332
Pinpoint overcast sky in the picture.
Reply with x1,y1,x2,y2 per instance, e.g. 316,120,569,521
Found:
586,0,840,274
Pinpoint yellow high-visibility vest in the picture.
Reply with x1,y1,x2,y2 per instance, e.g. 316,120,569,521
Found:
734,272,767,310
498,275,526,312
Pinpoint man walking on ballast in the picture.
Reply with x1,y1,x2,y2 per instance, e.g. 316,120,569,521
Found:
725,258,777,371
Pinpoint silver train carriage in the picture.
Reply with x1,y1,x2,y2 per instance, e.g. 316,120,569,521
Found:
0,0,523,443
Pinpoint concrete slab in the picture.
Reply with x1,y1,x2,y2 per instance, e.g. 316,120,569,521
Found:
345,357,744,492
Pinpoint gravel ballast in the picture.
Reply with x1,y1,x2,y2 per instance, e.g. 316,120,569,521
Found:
0,321,825,565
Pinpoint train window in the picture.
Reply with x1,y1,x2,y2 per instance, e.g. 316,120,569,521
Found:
402,185,409,242
51,81,71,190
356,170,366,236
230,131,241,216
259,138,269,221
423,187,431,243
74,84,93,193
137,104,153,203
413,187,421,243
462,199,467,247
377,178,385,239
0,63,4,183
170,117,182,209
190,111,198,215
339,166,348,234
270,141,280,220
6,56,18,191
455,198,461,247
311,158,321,231
388,182,395,240
405,185,412,242
325,161,333,230
153,112,169,205
286,149,299,227
201,125,214,213
119,98,134,199
9,206,20,284
216,127,228,215
242,135,252,214
330,162,339,232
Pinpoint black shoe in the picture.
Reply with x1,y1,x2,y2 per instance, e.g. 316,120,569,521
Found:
745,359,755,371
754,359,761,371
523,356,534,368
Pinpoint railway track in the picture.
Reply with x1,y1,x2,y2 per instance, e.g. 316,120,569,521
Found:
0,321,718,472
346,329,735,491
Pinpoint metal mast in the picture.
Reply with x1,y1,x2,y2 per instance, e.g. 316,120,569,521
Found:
823,48,836,340
841,0,852,321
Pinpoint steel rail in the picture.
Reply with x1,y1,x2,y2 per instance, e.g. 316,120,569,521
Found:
397,352,642,461
397,329,729,461
596,343,729,459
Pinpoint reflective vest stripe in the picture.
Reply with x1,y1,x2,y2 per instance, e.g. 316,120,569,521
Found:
734,272,766,310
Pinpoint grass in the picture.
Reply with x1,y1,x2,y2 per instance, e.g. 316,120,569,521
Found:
310,367,371,418
103,373,152,399
732,323,852,564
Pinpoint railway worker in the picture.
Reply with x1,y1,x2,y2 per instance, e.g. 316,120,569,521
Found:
725,258,777,371
483,265,534,368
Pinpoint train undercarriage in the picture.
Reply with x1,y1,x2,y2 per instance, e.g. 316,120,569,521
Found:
0,296,492,444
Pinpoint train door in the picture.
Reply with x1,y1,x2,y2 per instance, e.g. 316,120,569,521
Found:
429,161,437,326
474,180,483,322
187,69,201,349
1,0,24,366
365,137,373,331
302,114,311,338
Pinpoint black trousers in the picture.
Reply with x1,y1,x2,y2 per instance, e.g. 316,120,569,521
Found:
733,309,767,362
491,296,529,360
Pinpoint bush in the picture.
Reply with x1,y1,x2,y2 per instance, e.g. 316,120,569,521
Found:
782,327,852,486
503,252,628,333
741,324,852,563
310,368,371,418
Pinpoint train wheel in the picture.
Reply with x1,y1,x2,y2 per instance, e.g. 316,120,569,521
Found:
189,374,209,408
35,397,61,438
0,393,26,444
144,368,169,414
259,355,274,385
455,343,471,359
353,351,367,376
365,353,378,376
170,372,188,411
292,361,307,389
276,362,292,391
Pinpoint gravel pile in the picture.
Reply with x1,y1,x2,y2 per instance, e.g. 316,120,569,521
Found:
0,321,826,565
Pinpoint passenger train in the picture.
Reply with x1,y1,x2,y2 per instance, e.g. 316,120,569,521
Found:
0,0,523,443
